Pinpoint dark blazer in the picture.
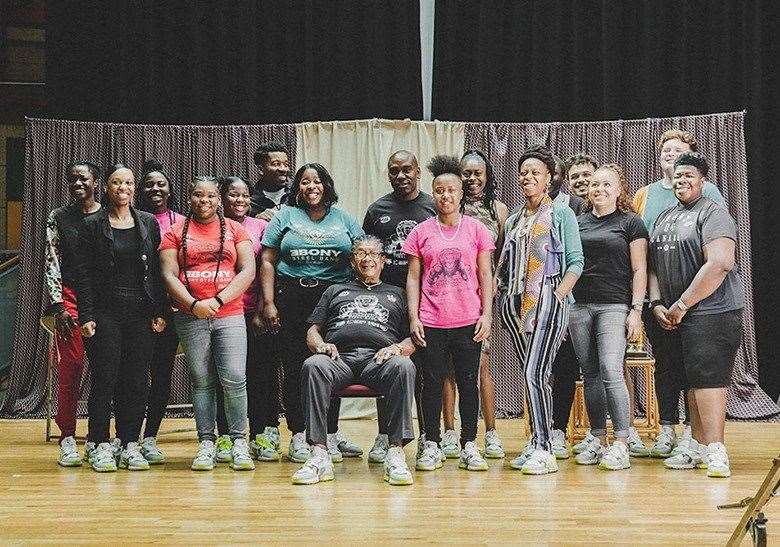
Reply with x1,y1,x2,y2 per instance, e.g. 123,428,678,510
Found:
74,206,164,324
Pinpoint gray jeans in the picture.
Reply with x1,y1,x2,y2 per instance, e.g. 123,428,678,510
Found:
175,314,248,442
301,347,416,446
568,303,630,438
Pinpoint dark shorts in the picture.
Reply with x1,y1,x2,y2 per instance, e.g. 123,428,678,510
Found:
653,309,743,389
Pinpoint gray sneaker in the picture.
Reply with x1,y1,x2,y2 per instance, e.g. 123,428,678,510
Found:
551,429,571,460
598,442,630,471
663,442,702,470
459,441,489,471
483,430,505,459
58,436,82,467
264,426,281,451
575,437,604,465
140,437,166,464
572,432,595,454
215,435,233,463
627,427,650,457
509,441,535,470
288,432,312,463
651,425,677,458
110,438,122,463
89,442,118,472
119,442,150,471
440,429,460,459
230,438,256,471
83,441,96,462
335,431,363,457
416,441,444,471
368,434,390,463
250,432,281,462
326,433,344,463
191,440,216,471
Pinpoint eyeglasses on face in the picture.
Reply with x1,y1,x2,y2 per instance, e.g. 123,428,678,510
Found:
353,250,383,260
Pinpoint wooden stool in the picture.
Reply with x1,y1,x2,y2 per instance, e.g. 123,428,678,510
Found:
567,355,659,442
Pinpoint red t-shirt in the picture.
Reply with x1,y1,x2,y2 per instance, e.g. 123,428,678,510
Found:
160,217,251,317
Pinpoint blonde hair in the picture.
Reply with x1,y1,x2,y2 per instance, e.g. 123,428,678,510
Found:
657,129,698,152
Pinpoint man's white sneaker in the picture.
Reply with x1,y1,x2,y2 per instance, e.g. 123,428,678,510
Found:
326,433,344,463
663,443,702,470
119,442,150,471
288,432,312,463
58,436,82,467
110,438,122,463
705,442,731,478
440,429,460,459
551,429,570,459
670,425,693,456
572,432,595,454
520,449,559,475
627,427,650,457
459,441,489,471
368,434,390,463
191,440,216,471
575,437,604,465
335,431,363,457
384,446,413,485
416,440,444,471
291,446,335,485
509,441,535,470
230,438,256,470
598,442,631,470
483,429,505,459
89,442,117,472
651,425,677,458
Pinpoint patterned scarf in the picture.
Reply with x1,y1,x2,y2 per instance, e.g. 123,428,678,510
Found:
520,195,554,332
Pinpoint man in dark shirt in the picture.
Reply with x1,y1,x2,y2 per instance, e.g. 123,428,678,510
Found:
249,141,292,220
292,236,417,486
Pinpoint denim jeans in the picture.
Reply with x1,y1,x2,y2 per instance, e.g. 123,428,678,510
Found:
175,313,248,442
568,303,631,438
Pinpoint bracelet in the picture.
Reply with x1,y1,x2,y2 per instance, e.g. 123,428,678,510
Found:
189,299,200,312
631,302,643,311
214,294,224,307
649,299,663,310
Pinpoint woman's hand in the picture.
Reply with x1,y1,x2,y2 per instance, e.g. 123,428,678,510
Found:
410,318,426,348
192,300,217,319
81,321,96,338
374,344,401,364
553,289,566,305
625,309,642,343
54,310,78,340
262,302,281,334
315,342,339,360
151,317,167,333
652,305,676,330
251,312,266,336
473,314,492,342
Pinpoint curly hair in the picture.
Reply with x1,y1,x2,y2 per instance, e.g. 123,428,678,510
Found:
289,163,339,209
253,141,289,168
564,152,599,179
66,160,101,181
657,129,698,152
674,151,709,177
427,154,462,178
517,144,556,175
461,149,499,221
583,163,636,214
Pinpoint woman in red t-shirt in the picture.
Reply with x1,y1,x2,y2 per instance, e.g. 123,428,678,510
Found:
159,176,256,472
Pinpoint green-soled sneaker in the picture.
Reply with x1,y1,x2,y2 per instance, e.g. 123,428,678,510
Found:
215,435,233,463
191,440,216,471
250,433,281,462
89,442,118,472
230,438,256,471
58,436,82,467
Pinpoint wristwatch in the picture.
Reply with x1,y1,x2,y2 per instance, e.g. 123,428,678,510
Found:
631,302,643,312
648,299,663,310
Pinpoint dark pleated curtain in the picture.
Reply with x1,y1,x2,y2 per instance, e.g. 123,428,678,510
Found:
0,118,296,417
465,112,779,420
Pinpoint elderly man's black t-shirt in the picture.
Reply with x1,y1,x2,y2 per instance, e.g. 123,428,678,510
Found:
308,281,409,351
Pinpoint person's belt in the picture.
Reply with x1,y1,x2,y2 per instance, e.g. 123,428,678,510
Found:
278,276,325,288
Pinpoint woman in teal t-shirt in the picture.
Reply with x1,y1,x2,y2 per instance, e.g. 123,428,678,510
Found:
260,163,364,464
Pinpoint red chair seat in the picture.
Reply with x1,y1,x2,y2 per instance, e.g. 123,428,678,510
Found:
335,384,383,398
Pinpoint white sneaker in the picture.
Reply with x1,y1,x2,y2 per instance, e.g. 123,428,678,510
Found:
326,433,344,463
572,432,595,454
416,440,444,471
551,429,570,459
215,435,233,463
264,426,281,451
509,440,535,470
230,438,256,471
440,429,460,459
384,446,413,485
110,438,122,463
288,432,312,463
670,425,693,456
627,427,650,457
575,437,604,465
483,429,505,459
249,432,281,462
651,425,677,458
459,441,489,471
705,442,731,478
119,442,150,471
191,440,216,471
520,449,559,475
599,441,631,470
58,436,82,467
140,436,166,464
83,441,96,462
368,434,390,463
89,442,117,472
663,442,703,470
291,446,335,485
335,431,363,457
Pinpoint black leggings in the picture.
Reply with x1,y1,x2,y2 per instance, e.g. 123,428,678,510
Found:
142,321,179,439
551,336,579,431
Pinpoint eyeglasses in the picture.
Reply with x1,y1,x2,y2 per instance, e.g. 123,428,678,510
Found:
354,250,383,260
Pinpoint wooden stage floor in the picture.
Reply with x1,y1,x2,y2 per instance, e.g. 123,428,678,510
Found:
0,419,777,544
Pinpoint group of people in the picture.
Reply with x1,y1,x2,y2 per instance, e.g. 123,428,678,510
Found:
45,129,744,485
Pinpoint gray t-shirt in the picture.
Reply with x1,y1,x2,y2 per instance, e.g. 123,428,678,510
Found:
649,197,744,315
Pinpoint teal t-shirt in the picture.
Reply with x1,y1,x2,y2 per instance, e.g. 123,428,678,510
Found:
641,179,725,232
262,205,364,282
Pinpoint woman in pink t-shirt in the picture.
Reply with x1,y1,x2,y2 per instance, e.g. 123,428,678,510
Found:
402,155,495,472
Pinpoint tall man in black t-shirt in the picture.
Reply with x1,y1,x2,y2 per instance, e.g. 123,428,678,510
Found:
249,141,292,220
292,236,417,486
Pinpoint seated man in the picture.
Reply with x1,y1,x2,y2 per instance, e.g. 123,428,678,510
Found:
292,235,417,486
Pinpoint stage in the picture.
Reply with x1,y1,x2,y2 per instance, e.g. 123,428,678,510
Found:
0,419,777,544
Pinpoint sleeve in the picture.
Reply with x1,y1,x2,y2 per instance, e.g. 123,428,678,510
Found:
44,211,64,315
73,220,98,324
261,207,286,248
633,186,649,218
307,285,336,325
346,211,365,241
475,221,496,253
627,214,649,242
560,207,584,276
146,218,167,317
159,226,180,251
703,182,726,207
700,205,737,246
401,224,421,257
231,221,251,245
362,206,374,234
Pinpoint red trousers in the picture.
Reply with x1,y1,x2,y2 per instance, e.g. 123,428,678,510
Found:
54,285,85,439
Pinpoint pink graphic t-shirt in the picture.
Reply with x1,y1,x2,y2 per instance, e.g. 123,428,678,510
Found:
238,215,268,314
402,215,495,328
154,209,185,235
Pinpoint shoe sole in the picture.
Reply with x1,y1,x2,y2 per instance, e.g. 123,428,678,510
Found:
256,454,281,462
598,462,631,470
91,466,117,472
384,473,414,485
664,463,697,470
120,464,150,471
292,473,335,485
58,459,83,467
521,467,558,475
458,462,489,471
650,451,674,458
288,454,311,463
415,461,443,471
707,470,730,478
629,451,651,458
575,459,599,465
230,463,256,471
339,450,363,458
553,452,570,460
442,451,460,459
484,449,505,459
191,463,215,471
368,455,386,464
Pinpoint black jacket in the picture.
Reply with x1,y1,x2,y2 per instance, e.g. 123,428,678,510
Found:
74,206,165,324
249,186,291,217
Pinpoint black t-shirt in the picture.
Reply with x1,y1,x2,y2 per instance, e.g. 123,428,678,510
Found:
362,191,436,288
112,226,144,289
574,210,648,304
308,281,409,352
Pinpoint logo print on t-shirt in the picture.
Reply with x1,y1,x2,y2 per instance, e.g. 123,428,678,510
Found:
379,215,391,223
427,248,469,286
337,294,390,327
385,220,418,265
292,222,339,245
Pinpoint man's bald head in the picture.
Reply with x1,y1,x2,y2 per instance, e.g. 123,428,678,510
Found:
387,150,421,201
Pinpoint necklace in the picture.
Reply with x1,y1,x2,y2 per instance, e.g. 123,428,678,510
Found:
360,279,382,291
436,214,463,242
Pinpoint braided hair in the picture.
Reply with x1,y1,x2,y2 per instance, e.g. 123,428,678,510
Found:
180,176,226,295
461,149,499,221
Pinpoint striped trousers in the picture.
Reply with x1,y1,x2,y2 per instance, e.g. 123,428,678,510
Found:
500,275,570,452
